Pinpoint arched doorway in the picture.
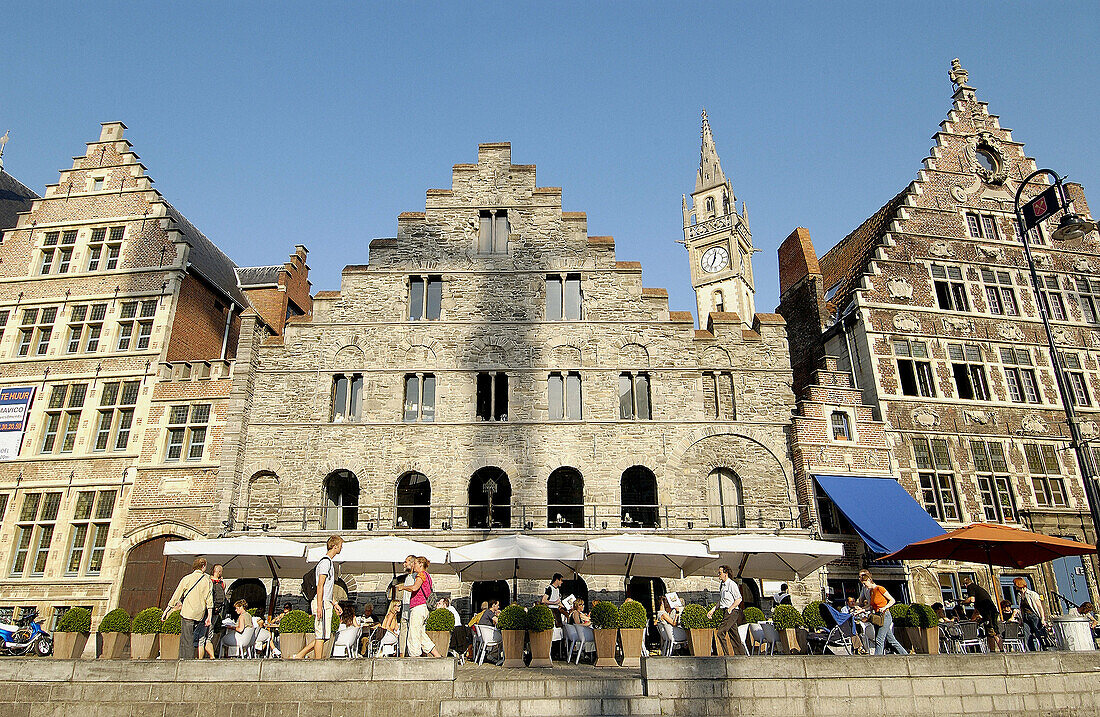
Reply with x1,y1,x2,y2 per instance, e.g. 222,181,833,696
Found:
739,578,760,610
707,468,745,528
547,467,584,528
118,536,190,616
627,576,666,651
560,577,589,610
227,578,268,613
323,469,359,530
396,471,431,529
621,466,659,528
471,580,510,620
468,467,511,529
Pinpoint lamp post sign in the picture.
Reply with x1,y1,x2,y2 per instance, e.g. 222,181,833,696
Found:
0,387,36,461
1020,184,1062,230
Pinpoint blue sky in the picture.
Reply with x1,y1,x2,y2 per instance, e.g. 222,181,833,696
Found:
2,2,1098,320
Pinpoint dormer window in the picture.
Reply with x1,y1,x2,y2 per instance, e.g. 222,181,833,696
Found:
91,177,105,192
478,210,509,254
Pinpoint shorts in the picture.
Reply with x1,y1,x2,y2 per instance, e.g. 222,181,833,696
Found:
315,604,333,640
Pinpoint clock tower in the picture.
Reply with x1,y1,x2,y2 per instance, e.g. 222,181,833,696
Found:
681,110,755,328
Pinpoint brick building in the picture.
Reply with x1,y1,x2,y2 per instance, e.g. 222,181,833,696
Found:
0,123,299,628
779,60,1100,611
216,123,811,613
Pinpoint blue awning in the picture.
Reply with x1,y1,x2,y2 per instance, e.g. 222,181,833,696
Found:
814,474,945,555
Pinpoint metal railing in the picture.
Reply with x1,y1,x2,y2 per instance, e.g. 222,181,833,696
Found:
226,502,812,534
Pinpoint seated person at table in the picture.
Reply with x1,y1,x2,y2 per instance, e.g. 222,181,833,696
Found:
950,602,969,621
656,596,679,628
841,595,872,654
437,597,463,628
478,600,501,626
1077,602,1100,638
220,600,253,655
268,603,293,628
470,601,489,626
931,602,954,624
1000,600,1021,625
569,599,592,626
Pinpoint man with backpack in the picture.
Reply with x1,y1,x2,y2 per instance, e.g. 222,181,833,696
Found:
163,557,213,659
292,535,344,659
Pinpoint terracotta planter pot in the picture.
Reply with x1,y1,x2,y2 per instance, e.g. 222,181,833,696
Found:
130,633,158,659
53,632,89,659
501,630,526,668
98,633,130,659
796,627,810,654
905,626,939,654
159,634,181,659
687,628,713,656
280,632,308,658
528,629,553,668
594,628,619,666
427,630,451,656
778,628,802,655
619,628,644,668
894,625,913,652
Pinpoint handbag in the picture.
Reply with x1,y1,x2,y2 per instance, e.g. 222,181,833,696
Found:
869,612,884,627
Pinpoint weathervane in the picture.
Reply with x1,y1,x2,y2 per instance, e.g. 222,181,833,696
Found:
0,131,9,169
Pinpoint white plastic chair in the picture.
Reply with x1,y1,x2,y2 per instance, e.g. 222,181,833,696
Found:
221,626,257,658
474,624,503,665
562,623,578,660
332,625,362,658
572,624,597,664
657,621,688,656
759,622,780,655
253,628,273,657
735,623,751,654
747,623,768,655
552,626,564,660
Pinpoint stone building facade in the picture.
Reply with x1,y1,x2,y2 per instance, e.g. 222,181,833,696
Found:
217,128,811,612
779,61,1100,611
0,123,299,628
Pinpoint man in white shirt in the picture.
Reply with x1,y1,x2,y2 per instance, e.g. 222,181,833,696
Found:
437,597,463,628
707,565,748,655
1014,578,1048,650
292,535,343,659
398,555,416,656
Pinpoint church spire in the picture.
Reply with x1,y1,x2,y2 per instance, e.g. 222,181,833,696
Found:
695,109,728,193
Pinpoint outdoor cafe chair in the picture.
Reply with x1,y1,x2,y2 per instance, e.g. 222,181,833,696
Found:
746,623,768,655
368,628,399,658
818,603,855,655
956,621,988,653
572,624,597,664
1001,622,1027,653
221,626,257,658
332,625,363,659
657,621,688,656
474,624,503,665
759,622,781,655
939,623,961,653
562,622,578,660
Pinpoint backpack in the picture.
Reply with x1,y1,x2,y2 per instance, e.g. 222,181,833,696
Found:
301,556,335,600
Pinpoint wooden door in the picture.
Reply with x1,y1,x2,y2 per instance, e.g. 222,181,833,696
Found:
118,536,188,615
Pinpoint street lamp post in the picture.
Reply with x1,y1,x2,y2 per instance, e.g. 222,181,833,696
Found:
1013,169,1100,541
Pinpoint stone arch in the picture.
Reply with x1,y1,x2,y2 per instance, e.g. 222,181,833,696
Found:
699,346,732,367
547,344,582,367
331,344,365,371
403,343,438,366
547,466,584,529
122,521,204,548
323,469,359,530
466,336,520,367
395,471,431,529
118,533,197,616
616,343,650,368
621,466,659,528
468,466,511,529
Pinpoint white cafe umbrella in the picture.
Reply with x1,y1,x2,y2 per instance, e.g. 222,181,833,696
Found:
704,535,844,580
164,536,309,577
579,534,718,579
448,534,584,601
306,536,451,575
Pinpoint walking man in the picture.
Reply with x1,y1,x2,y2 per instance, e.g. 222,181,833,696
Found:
1014,578,1048,650
293,535,344,659
707,564,748,655
163,557,213,659
398,554,416,656
200,563,227,659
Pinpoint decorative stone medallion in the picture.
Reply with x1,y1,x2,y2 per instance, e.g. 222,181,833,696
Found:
912,407,940,428
964,409,993,425
893,312,921,332
997,324,1025,342
943,316,972,334
887,278,913,300
929,241,953,258
1022,415,1048,434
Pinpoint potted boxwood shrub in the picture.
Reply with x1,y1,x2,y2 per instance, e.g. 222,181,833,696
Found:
771,604,805,654
742,607,765,624
905,603,939,654
497,605,527,668
526,604,555,668
130,607,162,659
590,601,619,667
54,607,91,659
97,608,131,659
278,609,313,659
159,611,182,659
426,607,455,657
618,599,647,668
802,601,825,631
889,603,912,652
680,604,713,657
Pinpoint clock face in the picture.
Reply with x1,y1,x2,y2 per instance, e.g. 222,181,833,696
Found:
700,245,729,273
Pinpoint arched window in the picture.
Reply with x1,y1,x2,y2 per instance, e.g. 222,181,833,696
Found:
707,468,744,528
722,192,730,216
396,471,431,529
227,578,267,612
323,469,359,530
713,290,724,314
621,466,659,528
547,467,584,528
469,467,511,529
705,196,715,216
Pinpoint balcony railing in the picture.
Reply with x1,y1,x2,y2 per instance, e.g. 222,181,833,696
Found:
227,502,813,534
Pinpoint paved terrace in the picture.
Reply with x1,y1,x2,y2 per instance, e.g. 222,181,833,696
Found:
3,653,1098,716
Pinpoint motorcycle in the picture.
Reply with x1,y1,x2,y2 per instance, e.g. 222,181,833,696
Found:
0,610,52,656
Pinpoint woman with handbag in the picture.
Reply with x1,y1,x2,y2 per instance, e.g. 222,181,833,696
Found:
858,569,907,655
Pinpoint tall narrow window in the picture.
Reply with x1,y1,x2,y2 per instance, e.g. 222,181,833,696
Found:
708,468,744,528
395,472,430,529
65,491,115,576
324,470,359,530
86,227,123,271
705,196,715,216
546,274,582,320
894,340,935,397
1025,443,1067,508
621,466,659,528
1035,275,1068,321
831,411,851,440
1000,348,1042,404
330,374,363,422
403,374,435,422
11,492,62,577
165,404,211,461
931,265,969,311
703,371,735,419
94,381,139,451
116,300,156,351
970,440,1016,523
1061,353,1091,407
408,276,442,320
981,269,1019,316
548,372,582,420
713,290,724,314
1075,278,1100,324
16,307,57,357
618,372,652,420
0,310,9,345
477,210,509,254
547,467,584,528
40,384,86,454
66,304,107,354
476,372,508,421
948,343,990,400
913,437,960,521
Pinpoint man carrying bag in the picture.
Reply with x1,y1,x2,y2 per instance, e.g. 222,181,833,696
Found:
163,557,213,659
